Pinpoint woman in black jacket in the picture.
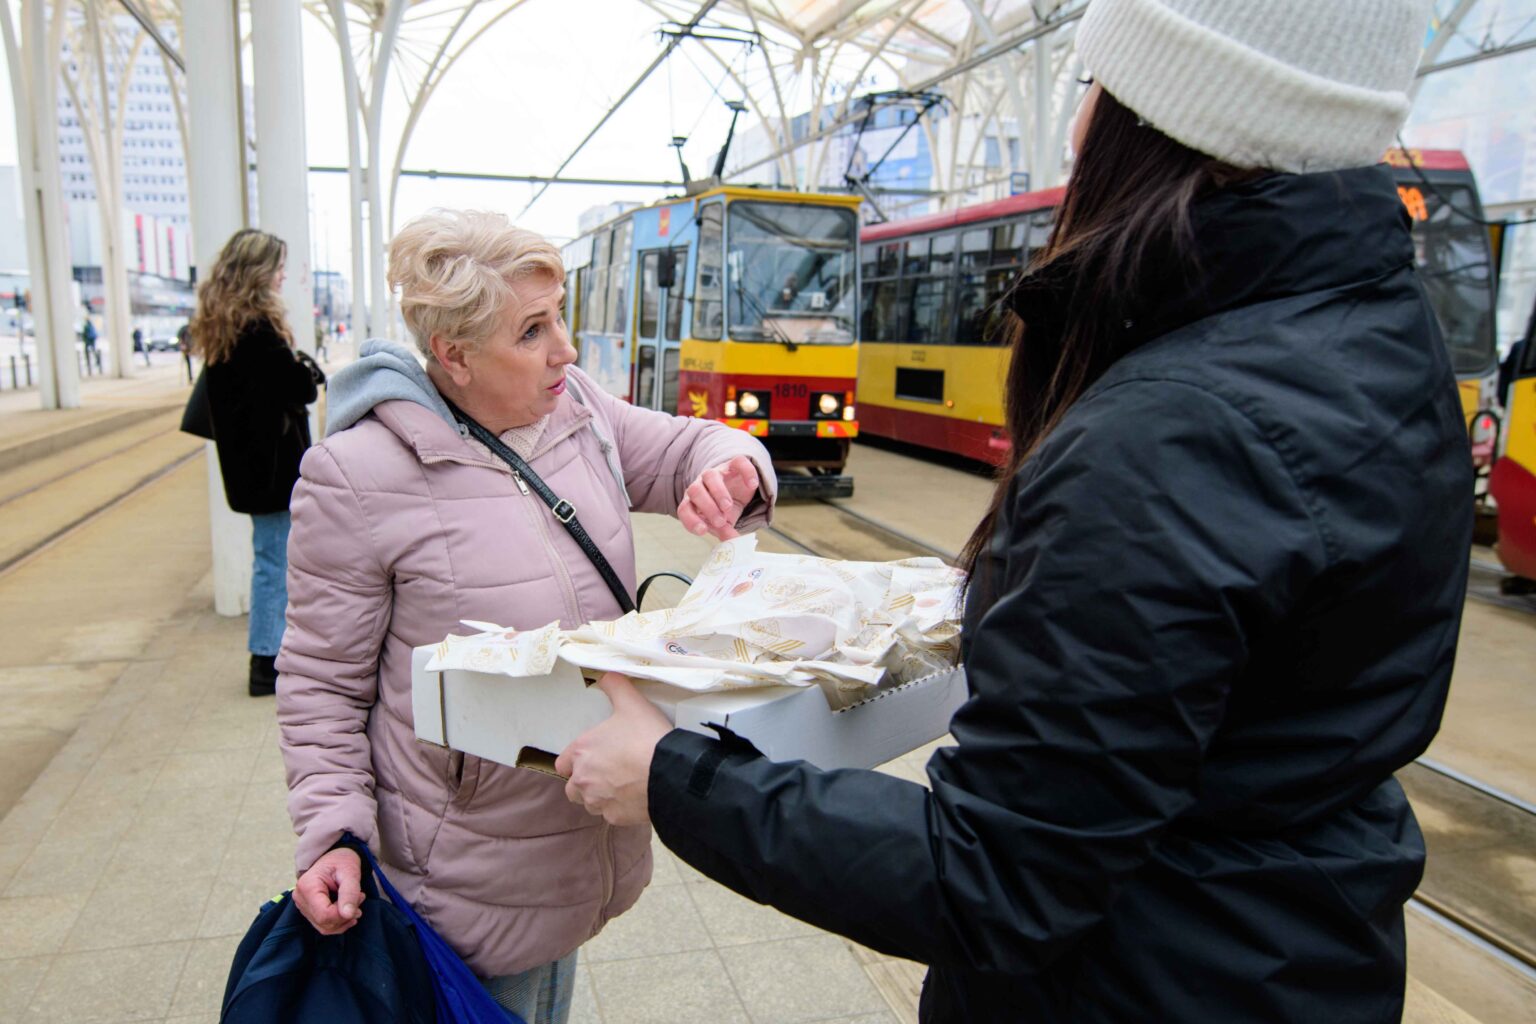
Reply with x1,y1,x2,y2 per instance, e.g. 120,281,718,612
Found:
192,229,321,697
561,1,1470,1020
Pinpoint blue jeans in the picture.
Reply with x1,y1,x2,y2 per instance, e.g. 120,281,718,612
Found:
482,951,577,1023
248,511,291,656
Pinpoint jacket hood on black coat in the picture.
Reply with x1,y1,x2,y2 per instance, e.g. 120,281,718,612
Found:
1010,165,1413,348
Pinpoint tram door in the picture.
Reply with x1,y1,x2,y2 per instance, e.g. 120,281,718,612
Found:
635,247,687,413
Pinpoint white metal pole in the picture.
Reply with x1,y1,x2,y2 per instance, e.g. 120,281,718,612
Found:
327,0,368,344
0,0,72,408
250,0,315,360
86,0,132,380
366,0,406,340
24,0,81,408
185,0,252,617
1032,30,1055,188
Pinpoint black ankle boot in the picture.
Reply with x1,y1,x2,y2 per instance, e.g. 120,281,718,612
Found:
249,654,278,697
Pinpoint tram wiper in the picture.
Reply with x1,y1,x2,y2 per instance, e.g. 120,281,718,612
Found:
734,282,798,351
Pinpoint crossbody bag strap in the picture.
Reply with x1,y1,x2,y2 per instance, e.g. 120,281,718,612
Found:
443,399,636,615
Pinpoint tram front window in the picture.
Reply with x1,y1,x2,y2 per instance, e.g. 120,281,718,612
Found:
728,202,857,344
1410,183,1496,376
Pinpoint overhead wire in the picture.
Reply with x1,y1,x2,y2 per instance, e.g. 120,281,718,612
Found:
676,33,744,140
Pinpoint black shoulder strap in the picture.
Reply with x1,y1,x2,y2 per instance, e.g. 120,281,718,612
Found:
443,398,636,615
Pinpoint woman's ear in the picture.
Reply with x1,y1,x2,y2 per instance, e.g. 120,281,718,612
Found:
430,333,474,388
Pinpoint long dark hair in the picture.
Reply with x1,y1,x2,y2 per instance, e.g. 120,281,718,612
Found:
958,89,1250,595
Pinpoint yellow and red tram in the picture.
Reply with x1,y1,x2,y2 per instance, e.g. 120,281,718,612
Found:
857,150,1500,465
564,187,862,497
1490,309,1536,585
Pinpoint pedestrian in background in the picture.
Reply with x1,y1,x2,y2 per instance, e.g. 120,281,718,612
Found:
190,229,324,697
132,326,149,367
81,316,98,373
177,322,193,383
560,2,1472,1021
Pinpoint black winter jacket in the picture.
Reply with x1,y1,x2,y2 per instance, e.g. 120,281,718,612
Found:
648,166,1473,1022
206,318,318,515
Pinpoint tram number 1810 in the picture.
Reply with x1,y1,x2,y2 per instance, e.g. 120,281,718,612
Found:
775,382,809,399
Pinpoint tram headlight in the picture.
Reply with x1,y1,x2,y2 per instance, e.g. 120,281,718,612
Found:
843,404,855,421
817,393,840,416
738,391,761,415
725,399,738,417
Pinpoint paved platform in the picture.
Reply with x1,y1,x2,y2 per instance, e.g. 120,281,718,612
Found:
0,373,1528,1023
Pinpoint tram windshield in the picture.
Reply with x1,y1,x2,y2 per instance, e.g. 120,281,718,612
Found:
1405,181,1497,375
728,202,857,343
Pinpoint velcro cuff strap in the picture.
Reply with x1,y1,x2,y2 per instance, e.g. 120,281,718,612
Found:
686,742,728,798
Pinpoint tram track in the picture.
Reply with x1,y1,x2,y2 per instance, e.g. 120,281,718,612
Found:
0,416,184,510
765,496,956,563
770,493,1536,981
0,428,203,578
1466,557,1536,615
1402,759,1536,977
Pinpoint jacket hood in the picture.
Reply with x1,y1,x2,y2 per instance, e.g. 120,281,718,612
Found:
1010,164,1412,346
325,338,456,437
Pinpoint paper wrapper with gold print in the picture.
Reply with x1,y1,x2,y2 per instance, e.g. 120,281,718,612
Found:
424,535,964,704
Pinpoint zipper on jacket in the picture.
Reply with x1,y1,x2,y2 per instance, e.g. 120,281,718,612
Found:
520,479,584,626
594,821,614,931
511,470,529,495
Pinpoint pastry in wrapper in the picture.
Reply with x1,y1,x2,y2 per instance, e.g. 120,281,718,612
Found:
425,535,963,705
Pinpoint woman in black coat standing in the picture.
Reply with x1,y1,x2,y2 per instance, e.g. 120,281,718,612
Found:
192,229,322,697
561,1,1474,1021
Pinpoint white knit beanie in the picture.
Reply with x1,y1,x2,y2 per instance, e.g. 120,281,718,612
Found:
1075,0,1434,173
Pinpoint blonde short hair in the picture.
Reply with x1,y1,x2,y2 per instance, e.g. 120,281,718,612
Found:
387,209,565,357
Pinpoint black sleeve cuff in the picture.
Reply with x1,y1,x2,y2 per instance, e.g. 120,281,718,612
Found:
648,729,757,878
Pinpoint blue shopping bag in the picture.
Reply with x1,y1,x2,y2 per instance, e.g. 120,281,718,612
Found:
220,862,435,1023
350,835,526,1024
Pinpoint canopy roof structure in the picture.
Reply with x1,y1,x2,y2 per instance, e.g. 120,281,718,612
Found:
1,0,1528,415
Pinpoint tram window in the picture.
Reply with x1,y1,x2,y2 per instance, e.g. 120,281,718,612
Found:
1025,210,1056,265
991,221,1026,262
954,271,990,344
585,263,609,333
583,229,610,332
694,204,723,340
636,345,656,411
985,267,1017,306
639,252,660,337
895,366,944,403
569,267,586,333
930,233,956,275
903,238,930,276
876,242,901,277
862,280,900,341
727,202,858,342
1411,182,1496,375
608,221,634,336
960,229,989,269
902,277,952,343
665,247,687,338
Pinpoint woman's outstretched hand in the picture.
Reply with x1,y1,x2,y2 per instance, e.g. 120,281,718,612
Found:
557,673,672,826
292,846,365,935
679,455,759,540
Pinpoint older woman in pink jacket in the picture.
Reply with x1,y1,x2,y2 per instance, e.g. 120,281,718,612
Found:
276,209,776,1022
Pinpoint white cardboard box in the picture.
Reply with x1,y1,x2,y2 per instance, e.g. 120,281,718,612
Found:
410,645,967,773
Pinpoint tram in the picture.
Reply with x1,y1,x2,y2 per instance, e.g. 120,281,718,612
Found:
563,187,862,498
857,149,1501,464
1489,307,1536,585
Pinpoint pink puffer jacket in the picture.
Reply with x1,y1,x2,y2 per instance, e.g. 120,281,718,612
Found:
276,361,775,977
